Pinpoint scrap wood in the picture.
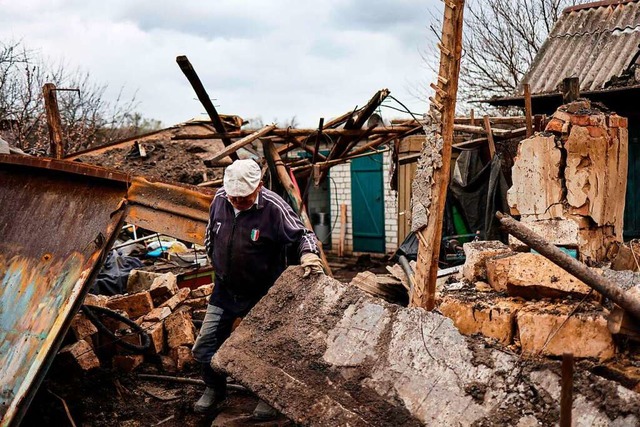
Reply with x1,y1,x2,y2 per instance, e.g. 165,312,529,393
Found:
137,374,247,392
496,212,640,321
176,55,237,160
205,124,276,164
411,0,465,310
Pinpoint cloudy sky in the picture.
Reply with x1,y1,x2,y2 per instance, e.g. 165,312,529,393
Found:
0,0,441,128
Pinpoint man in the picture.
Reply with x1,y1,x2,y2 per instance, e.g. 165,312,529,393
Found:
192,159,324,418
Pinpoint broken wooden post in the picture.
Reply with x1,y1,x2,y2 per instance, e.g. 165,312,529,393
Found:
560,353,574,427
496,212,640,321
263,140,332,276
483,115,496,158
524,83,533,138
338,204,347,257
562,77,580,103
411,0,465,310
176,55,237,160
207,124,276,163
43,83,65,159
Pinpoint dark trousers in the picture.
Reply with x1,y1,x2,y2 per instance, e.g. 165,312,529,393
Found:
191,298,255,394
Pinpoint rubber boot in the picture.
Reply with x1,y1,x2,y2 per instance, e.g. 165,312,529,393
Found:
252,399,278,421
194,364,226,414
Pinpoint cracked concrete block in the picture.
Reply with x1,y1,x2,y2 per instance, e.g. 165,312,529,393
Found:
517,303,614,360
149,273,179,305
486,252,592,299
439,294,523,345
462,241,512,282
507,135,563,220
158,287,190,311
213,267,639,426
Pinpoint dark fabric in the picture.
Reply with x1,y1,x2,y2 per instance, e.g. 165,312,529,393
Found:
448,151,509,242
205,187,319,302
201,363,226,395
91,249,144,295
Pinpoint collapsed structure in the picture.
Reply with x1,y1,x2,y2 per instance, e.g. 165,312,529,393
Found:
2,0,640,426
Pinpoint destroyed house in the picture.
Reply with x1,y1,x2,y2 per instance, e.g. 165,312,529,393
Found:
488,0,640,239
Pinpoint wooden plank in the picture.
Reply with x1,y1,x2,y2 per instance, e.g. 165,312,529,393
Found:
411,0,465,310
206,124,276,163
524,83,533,138
339,204,347,257
43,83,65,159
560,353,574,427
562,77,580,103
483,115,496,159
175,55,237,160
263,140,332,276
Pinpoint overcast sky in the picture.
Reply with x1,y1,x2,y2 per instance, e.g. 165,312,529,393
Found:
0,0,440,128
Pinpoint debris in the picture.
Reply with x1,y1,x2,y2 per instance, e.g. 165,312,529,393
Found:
349,271,407,304
112,354,145,373
439,294,524,345
141,321,165,354
486,252,593,299
159,287,191,310
461,240,512,282
149,273,179,304
58,340,101,372
190,283,214,299
164,310,196,349
517,303,614,360
106,291,154,318
170,346,196,371
213,267,640,426
69,312,99,342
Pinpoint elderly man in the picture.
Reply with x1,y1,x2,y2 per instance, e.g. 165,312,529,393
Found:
192,159,324,418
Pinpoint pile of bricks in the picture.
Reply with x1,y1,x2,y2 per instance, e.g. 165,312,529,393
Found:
439,241,616,361
57,271,212,374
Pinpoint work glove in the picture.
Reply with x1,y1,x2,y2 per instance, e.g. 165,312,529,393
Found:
300,253,325,278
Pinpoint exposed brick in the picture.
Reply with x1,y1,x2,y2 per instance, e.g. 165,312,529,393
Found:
159,287,190,311
609,114,628,129
149,273,179,305
171,345,196,371
58,339,100,371
517,304,614,360
544,118,564,133
439,295,524,345
142,306,172,323
160,355,177,373
190,283,214,299
70,312,98,342
165,310,195,349
107,292,154,319
182,297,208,309
127,270,162,293
84,293,108,307
570,114,591,126
141,321,165,354
112,354,144,372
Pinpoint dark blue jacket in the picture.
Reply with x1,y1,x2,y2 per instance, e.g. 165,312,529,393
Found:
205,187,319,306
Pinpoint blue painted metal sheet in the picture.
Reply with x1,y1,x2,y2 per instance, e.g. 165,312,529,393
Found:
0,154,129,427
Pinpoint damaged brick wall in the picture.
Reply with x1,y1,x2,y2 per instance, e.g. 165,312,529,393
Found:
507,100,628,262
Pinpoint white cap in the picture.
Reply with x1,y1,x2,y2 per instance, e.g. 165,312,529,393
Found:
223,159,261,197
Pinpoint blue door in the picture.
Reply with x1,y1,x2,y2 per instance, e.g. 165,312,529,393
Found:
624,130,640,239
351,154,385,252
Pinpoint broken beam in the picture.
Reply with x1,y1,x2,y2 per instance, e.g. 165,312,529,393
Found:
206,124,276,163
496,212,640,321
176,55,237,161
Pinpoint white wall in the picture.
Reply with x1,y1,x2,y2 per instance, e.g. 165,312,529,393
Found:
329,149,398,254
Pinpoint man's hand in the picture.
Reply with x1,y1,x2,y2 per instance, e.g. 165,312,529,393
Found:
300,253,325,278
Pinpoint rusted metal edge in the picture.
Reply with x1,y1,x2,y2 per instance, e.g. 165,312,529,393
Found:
0,153,130,182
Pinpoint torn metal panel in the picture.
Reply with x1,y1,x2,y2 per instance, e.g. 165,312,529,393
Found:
126,177,212,244
0,154,128,427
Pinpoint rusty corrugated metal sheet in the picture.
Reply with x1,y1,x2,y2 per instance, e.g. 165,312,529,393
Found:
126,177,212,244
521,0,640,95
0,154,129,426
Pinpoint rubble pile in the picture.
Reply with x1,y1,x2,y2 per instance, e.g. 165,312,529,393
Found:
439,240,639,368
508,100,628,263
57,271,213,375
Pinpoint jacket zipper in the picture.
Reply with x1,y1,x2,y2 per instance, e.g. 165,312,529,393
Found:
226,214,237,284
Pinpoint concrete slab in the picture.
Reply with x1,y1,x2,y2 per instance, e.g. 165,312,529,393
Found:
213,267,640,426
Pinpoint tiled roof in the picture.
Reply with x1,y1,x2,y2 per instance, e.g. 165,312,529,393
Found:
520,0,640,95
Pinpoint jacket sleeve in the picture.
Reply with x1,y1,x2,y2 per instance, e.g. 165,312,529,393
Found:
271,196,320,257
204,190,224,261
